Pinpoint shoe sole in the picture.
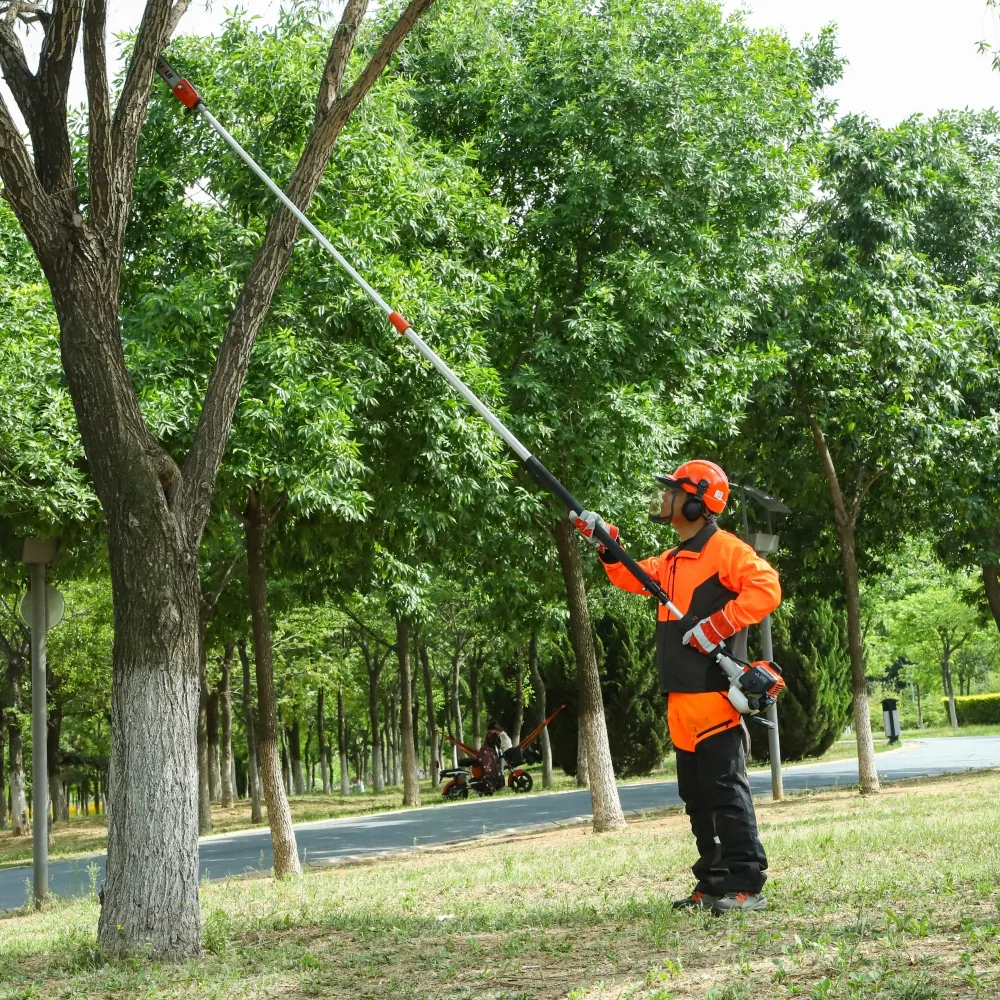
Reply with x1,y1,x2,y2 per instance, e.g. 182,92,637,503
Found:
711,898,768,915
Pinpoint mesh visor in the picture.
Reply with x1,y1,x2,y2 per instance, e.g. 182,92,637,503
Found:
648,479,680,521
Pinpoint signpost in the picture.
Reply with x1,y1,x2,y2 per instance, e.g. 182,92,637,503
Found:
19,537,60,908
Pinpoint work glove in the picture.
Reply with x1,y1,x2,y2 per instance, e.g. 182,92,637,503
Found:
569,509,621,561
682,608,738,655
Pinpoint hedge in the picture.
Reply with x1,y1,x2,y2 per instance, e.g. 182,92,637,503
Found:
942,694,1000,725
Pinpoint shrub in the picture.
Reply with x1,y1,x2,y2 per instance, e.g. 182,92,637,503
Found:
942,693,1000,725
750,596,853,761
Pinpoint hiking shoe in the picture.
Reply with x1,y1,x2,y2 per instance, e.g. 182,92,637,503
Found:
711,891,767,915
672,890,721,910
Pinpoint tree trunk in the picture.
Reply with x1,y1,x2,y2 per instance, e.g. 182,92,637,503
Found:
528,632,554,789
337,688,350,796
237,638,262,823
983,563,1000,634
389,688,400,787
244,488,301,877
196,624,213,834
576,722,590,788
362,641,385,793
553,518,624,831
915,683,923,729
469,649,481,748
396,619,420,806
451,636,464,744
317,689,331,795
207,688,222,803
47,703,69,823
6,655,30,837
807,415,879,794
219,644,234,809
289,719,305,795
420,644,440,787
512,662,524,745
941,653,959,729
0,708,6,829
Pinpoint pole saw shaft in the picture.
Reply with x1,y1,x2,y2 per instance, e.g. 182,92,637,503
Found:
153,57,776,714
155,55,672,599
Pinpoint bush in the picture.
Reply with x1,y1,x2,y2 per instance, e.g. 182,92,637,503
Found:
942,694,1000,725
544,612,668,778
750,596,853,762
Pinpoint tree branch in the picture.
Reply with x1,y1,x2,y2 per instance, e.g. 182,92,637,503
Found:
0,17,39,125
83,0,112,225
165,0,193,38
849,465,888,525
180,0,436,539
315,0,368,124
107,0,174,240
0,90,55,240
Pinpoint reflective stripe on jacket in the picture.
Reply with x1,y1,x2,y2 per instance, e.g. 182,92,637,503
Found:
602,523,781,694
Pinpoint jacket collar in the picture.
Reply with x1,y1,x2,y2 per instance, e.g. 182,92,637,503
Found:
672,521,718,557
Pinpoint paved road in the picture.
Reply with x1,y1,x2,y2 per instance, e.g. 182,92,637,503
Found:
3,736,998,912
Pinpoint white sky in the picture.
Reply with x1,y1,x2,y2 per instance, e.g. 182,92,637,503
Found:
4,1,1000,128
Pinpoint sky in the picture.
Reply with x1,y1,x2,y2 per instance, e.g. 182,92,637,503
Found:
4,0,1000,126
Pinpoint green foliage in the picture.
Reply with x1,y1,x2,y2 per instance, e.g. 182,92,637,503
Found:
750,597,852,761
943,693,1000,725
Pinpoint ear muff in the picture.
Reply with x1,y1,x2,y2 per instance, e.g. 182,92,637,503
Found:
681,479,709,522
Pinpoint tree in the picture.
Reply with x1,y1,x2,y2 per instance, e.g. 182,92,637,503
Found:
0,0,433,955
748,597,852,761
742,115,994,792
402,0,835,829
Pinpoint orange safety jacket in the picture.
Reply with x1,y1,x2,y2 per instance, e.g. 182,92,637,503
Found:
602,522,781,750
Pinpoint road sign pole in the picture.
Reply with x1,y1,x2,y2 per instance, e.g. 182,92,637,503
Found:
29,560,48,906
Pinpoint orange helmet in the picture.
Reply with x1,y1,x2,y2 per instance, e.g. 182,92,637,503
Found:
650,460,729,521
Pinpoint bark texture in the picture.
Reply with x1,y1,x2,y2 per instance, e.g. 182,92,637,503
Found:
244,488,300,876
553,519,624,830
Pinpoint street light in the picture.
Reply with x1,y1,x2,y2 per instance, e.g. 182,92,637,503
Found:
19,536,62,908
730,485,791,801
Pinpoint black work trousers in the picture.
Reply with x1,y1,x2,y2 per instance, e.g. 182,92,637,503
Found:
675,724,767,894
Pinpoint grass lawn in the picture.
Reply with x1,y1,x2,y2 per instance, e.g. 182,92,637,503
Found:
0,734,943,870
1,770,999,998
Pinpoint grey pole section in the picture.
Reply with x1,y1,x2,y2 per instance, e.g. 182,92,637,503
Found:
758,611,783,800
29,561,48,906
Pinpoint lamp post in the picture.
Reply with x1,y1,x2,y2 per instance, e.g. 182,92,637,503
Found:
19,537,61,907
731,486,790,801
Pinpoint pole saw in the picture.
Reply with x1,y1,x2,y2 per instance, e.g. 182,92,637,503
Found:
155,57,783,724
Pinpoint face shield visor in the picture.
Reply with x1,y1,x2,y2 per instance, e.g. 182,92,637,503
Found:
648,477,684,523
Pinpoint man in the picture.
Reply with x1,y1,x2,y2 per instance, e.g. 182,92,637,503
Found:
572,460,780,914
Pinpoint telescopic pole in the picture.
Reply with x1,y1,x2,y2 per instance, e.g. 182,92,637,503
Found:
154,58,766,705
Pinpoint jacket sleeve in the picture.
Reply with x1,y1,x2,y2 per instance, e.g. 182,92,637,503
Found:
718,539,781,630
602,553,661,595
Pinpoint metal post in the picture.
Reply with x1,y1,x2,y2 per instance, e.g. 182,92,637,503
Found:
29,561,48,906
758,612,783,800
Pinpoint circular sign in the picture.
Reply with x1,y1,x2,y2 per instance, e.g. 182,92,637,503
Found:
18,586,65,631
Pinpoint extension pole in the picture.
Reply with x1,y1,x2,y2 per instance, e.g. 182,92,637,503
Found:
155,56,676,608
155,57,769,712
